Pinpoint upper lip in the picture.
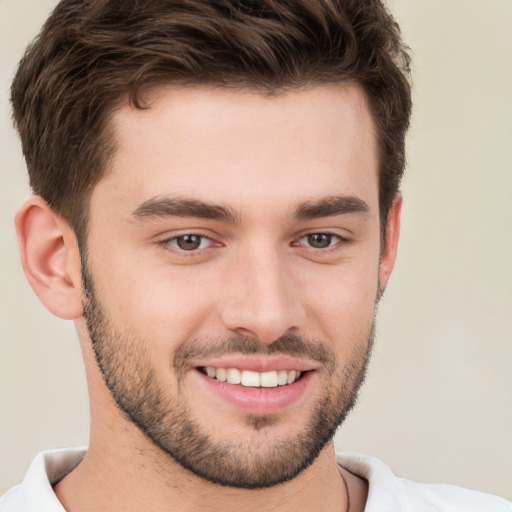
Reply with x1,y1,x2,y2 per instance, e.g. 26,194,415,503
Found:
192,355,318,373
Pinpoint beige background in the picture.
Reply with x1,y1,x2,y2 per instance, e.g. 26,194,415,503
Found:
1,0,511,498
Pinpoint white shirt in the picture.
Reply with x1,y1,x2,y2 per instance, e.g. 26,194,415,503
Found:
1,448,510,511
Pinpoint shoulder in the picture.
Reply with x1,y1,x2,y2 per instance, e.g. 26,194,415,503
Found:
337,452,512,512
0,447,86,512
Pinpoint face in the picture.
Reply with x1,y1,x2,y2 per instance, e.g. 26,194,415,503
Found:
81,84,392,488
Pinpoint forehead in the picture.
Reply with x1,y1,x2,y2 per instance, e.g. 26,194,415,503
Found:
94,83,379,220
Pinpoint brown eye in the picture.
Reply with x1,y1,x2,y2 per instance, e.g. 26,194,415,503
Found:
306,233,335,249
174,234,207,251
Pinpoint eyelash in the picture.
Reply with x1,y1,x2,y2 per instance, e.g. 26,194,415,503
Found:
294,232,348,250
159,233,216,254
158,231,350,255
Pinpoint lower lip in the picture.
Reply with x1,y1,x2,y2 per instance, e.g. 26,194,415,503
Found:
194,370,314,415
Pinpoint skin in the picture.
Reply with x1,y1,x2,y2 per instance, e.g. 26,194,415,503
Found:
16,83,401,512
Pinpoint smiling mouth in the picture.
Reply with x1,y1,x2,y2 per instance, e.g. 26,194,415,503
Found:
198,367,304,388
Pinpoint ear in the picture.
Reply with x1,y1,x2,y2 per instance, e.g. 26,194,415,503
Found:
378,194,402,293
15,196,83,319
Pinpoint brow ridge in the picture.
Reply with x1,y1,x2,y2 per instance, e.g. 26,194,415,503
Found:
131,196,240,224
294,195,370,220
131,194,369,225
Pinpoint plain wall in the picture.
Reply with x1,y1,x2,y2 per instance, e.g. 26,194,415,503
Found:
1,0,511,498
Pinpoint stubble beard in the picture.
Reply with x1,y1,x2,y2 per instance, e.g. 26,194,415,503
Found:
82,266,376,489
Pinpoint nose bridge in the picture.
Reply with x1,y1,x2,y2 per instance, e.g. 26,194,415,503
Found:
220,240,305,343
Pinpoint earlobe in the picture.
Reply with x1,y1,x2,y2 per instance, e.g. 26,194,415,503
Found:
15,196,83,320
379,194,402,293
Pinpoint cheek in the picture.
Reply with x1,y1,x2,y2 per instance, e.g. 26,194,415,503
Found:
299,256,379,342
88,249,218,355
122,280,214,346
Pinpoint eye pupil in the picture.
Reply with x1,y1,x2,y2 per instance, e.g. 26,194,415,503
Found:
307,233,332,248
177,234,202,250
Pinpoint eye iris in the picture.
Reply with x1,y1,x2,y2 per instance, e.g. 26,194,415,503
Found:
176,235,202,250
307,233,332,249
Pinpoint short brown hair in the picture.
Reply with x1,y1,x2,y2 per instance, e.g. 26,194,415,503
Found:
11,0,411,239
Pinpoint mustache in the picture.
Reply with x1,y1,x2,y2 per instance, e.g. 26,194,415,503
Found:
173,333,336,375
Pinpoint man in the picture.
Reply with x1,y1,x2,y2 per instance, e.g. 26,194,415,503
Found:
1,0,510,511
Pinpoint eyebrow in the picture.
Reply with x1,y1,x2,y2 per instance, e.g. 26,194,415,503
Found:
131,196,240,224
131,194,369,224
294,195,370,220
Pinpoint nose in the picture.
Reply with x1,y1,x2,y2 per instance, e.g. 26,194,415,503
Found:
219,245,306,344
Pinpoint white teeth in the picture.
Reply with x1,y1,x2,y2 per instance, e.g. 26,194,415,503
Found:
277,370,288,386
226,368,241,384
241,370,260,387
203,367,302,387
216,368,227,382
260,371,278,388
